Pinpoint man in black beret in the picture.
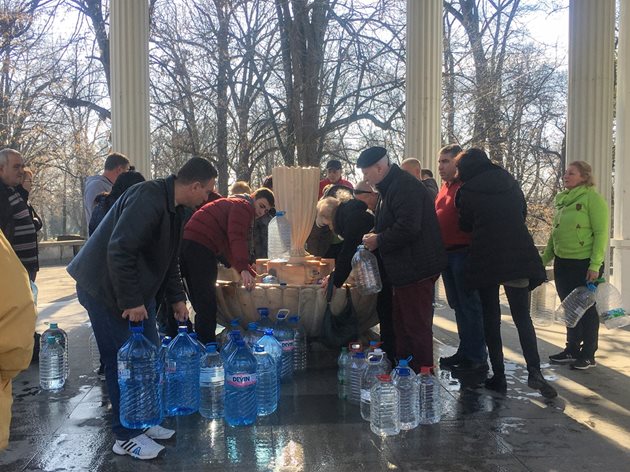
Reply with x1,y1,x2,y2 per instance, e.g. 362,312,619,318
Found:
359,146,447,372
318,159,354,198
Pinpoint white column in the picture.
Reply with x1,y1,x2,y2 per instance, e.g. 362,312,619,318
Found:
405,0,442,175
110,0,151,178
613,0,630,306
567,0,615,204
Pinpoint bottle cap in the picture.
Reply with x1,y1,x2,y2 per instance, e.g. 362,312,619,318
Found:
396,367,410,377
398,359,408,367
49,322,58,329
289,315,300,323
341,347,348,353
205,343,218,353
275,210,285,216
276,309,289,320
257,307,269,317
376,374,391,382
178,325,188,333
161,336,172,346
254,344,265,353
131,326,144,334
248,322,258,330
230,319,241,326
229,330,242,339
263,328,274,336
420,366,434,375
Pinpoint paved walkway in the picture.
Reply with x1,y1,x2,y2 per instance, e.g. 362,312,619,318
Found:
2,266,630,471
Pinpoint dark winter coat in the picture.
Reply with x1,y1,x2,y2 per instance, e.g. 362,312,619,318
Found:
456,161,545,290
374,164,446,286
332,199,374,287
67,175,187,311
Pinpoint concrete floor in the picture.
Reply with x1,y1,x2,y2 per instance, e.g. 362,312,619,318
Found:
2,266,630,471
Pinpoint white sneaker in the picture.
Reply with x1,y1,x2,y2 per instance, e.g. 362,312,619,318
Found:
144,424,176,440
112,433,165,460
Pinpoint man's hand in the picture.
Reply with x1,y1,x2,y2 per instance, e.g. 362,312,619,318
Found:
586,269,599,283
321,274,334,291
172,301,189,322
241,270,256,291
362,232,379,251
122,305,148,322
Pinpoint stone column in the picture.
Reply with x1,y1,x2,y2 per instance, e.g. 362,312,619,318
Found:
405,0,442,175
110,0,151,178
613,0,630,306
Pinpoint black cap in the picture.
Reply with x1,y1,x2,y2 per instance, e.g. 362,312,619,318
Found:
326,159,342,170
357,146,387,168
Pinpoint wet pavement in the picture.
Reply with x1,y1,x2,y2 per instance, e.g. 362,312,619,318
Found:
2,266,630,471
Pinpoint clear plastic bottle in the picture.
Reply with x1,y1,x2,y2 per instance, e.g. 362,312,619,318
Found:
39,336,65,391
189,332,206,353
391,357,414,384
244,322,262,349
370,374,400,436
337,347,351,399
218,319,244,348
368,348,392,373
224,340,257,426
348,351,367,405
253,344,278,416
418,366,441,425
351,245,383,295
257,328,283,401
288,315,307,372
554,283,597,328
199,343,224,419
360,353,388,421
164,326,201,416
88,330,100,372
158,336,172,417
117,325,162,428
221,331,243,363
530,282,556,327
393,365,420,430
257,307,274,329
267,210,292,261
274,310,295,381
41,323,68,380
595,282,630,329
344,342,363,400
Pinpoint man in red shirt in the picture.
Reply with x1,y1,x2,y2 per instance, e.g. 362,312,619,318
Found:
318,159,353,198
435,144,487,373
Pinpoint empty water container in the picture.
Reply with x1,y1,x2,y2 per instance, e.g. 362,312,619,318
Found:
257,328,283,402
199,343,224,419
40,336,65,391
224,340,257,426
164,326,201,416
418,366,441,425
554,283,597,328
253,344,278,416
289,315,307,372
393,365,420,430
244,322,262,349
348,351,367,405
351,245,382,294
530,281,556,327
370,374,400,436
274,310,294,381
158,336,172,416
117,325,162,428
221,330,243,363
267,211,291,261
360,353,388,421
257,307,274,329
595,282,630,329
88,330,100,372
337,347,351,399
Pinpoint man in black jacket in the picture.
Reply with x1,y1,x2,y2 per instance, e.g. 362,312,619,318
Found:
359,147,446,372
67,157,217,460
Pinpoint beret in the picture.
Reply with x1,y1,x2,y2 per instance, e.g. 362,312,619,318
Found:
357,146,387,168
326,159,342,170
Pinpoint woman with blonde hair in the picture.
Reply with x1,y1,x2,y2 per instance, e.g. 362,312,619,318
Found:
543,161,609,370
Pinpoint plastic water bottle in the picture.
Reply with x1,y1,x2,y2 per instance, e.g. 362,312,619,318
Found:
554,283,597,328
221,331,243,363
257,329,283,401
267,210,292,260
189,332,206,353
370,374,400,436
274,310,294,381
253,345,278,416
391,357,414,383
219,319,244,348
224,340,257,426
344,342,363,400
199,343,224,419
244,322,262,349
158,336,171,416
117,325,162,428
88,330,100,372
257,307,274,329
348,351,367,405
39,336,65,391
165,326,201,416
337,347,351,399
594,282,630,328
530,282,556,327
418,366,441,425
351,245,382,295
360,352,388,421
41,323,68,380
393,365,420,430
289,315,307,372
368,348,392,372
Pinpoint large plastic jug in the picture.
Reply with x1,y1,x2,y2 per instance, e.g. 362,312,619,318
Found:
595,282,630,329
351,245,382,294
530,282,556,327
554,283,596,328
267,211,291,260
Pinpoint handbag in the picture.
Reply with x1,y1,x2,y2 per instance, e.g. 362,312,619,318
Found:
320,273,359,348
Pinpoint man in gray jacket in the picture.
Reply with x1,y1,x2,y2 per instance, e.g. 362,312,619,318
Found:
68,157,217,460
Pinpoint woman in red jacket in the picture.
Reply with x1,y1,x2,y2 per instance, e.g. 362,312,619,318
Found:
181,188,274,344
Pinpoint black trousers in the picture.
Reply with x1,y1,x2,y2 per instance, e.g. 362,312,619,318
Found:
180,239,218,345
478,285,541,376
376,281,396,364
553,257,601,360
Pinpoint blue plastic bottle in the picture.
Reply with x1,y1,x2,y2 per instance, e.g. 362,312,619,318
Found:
274,310,294,381
221,330,242,362
257,307,274,329
244,322,262,348
257,328,282,401
199,343,224,419
164,326,201,416
188,332,206,353
224,340,257,426
219,319,243,348
288,315,307,372
253,344,278,416
117,324,162,428
158,336,172,415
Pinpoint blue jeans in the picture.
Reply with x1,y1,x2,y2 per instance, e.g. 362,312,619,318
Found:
77,285,159,440
441,250,487,364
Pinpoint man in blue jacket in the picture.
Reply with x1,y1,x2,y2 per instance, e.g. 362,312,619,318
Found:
68,157,217,460
359,146,446,372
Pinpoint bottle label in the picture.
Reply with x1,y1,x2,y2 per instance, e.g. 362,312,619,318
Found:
227,373,257,387
200,367,224,384
360,389,371,402
118,362,130,380
281,340,294,352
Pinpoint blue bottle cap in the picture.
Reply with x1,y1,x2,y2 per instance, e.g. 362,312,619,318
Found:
397,359,408,367
396,367,411,377
257,307,269,316
49,322,58,329
205,343,218,353
263,328,274,336
275,210,285,216
248,322,259,330
161,336,172,346
230,319,241,326
254,344,265,353
46,336,56,344
131,326,144,334
288,315,300,323
177,325,188,333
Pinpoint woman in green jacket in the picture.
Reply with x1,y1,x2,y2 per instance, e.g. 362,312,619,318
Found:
542,161,609,370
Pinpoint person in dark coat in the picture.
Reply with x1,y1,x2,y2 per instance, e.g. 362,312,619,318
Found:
316,196,374,288
455,148,557,399
359,146,446,372
181,188,274,344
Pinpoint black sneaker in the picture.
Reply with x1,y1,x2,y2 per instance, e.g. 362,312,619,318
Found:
451,359,489,373
549,350,576,364
570,359,597,370
527,370,558,399
484,374,507,393
439,352,464,368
